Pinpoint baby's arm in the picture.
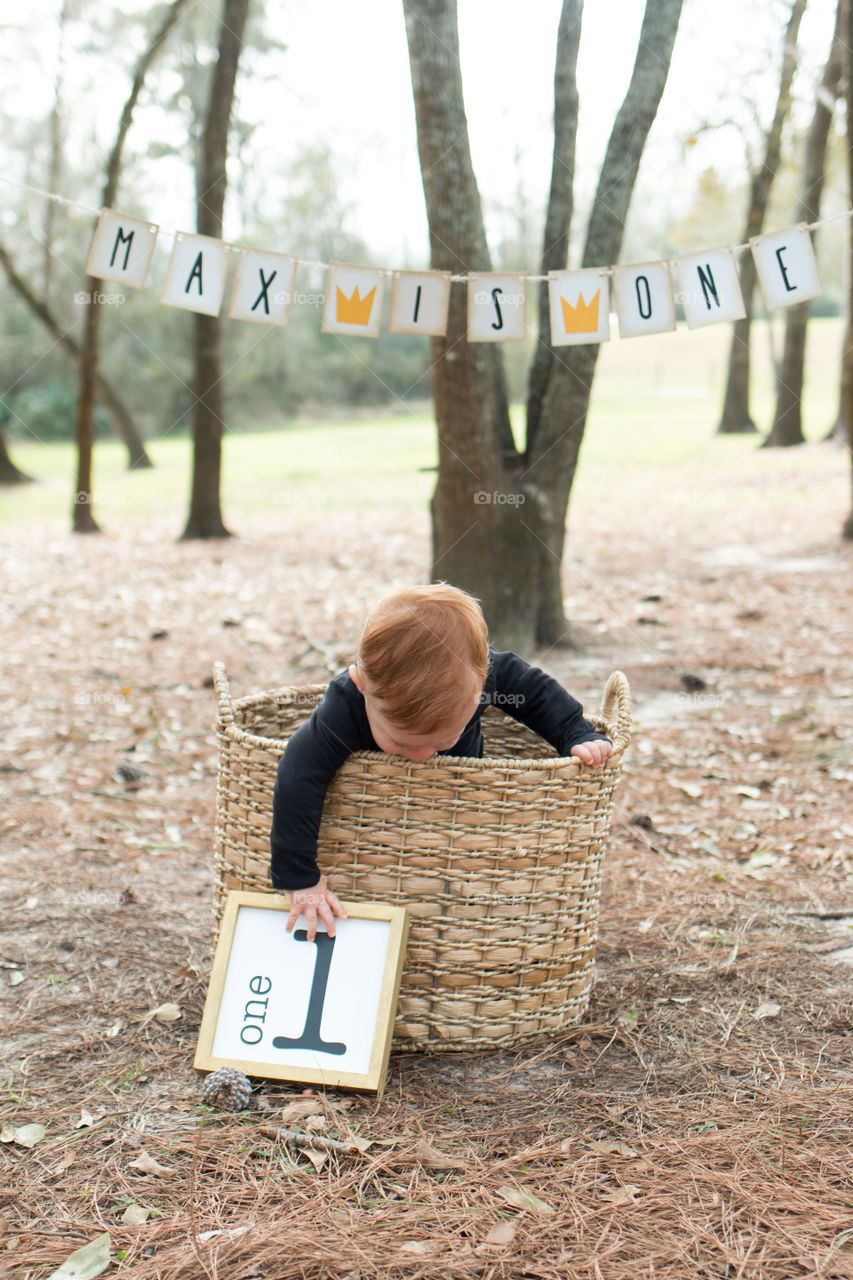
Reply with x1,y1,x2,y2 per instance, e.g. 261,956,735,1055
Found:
489,650,612,764
270,685,362,937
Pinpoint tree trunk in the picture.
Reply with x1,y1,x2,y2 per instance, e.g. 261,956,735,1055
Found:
765,0,842,449
842,0,853,539
0,241,152,468
525,0,684,647
181,0,250,540
72,287,101,532
526,0,583,452
0,428,33,485
716,0,806,435
404,0,682,650
402,0,530,644
73,0,191,530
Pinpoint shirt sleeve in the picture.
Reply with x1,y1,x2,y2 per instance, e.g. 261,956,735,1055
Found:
269,681,369,890
488,649,609,756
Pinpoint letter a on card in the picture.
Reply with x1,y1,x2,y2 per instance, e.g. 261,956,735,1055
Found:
322,264,384,337
674,249,746,328
467,274,526,342
85,209,158,290
388,270,451,336
750,226,822,311
161,233,232,316
548,271,609,346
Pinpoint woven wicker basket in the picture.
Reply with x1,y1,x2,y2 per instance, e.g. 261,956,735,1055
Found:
212,661,631,1051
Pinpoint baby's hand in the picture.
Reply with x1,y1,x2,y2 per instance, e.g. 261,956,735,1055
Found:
570,740,612,768
286,874,347,941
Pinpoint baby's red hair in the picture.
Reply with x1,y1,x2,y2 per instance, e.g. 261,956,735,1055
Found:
356,584,489,734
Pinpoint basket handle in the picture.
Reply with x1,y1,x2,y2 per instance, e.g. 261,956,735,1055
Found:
212,661,235,729
601,670,632,759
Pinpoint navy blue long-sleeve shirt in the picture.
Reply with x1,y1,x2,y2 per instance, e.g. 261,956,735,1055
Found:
270,648,608,890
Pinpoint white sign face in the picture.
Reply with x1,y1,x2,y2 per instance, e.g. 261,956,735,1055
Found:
85,209,159,289
196,893,408,1092
674,249,746,329
161,232,232,317
211,909,389,1076
750,227,822,310
322,264,384,337
547,271,609,346
388,270,451,336
467,273,526,342
612,261,676,339
228,250,297,326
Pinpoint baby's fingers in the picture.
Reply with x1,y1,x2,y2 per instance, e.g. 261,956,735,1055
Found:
325,889,348,922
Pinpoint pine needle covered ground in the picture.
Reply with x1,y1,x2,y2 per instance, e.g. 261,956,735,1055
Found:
1,401,852,1278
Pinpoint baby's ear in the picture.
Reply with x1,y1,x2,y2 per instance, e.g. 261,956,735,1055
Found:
349,664,364,693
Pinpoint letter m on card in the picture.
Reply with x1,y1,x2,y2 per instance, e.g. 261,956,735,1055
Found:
85,209,159,290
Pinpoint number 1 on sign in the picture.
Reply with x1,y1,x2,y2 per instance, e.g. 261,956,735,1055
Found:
272,931,347,1056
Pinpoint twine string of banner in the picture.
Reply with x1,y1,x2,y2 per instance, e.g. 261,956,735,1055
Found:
1,172,851,284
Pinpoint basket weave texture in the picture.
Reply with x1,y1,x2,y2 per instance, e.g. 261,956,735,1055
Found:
212,662,631,1051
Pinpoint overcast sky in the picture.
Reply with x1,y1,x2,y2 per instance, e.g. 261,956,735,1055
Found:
4,0,841,266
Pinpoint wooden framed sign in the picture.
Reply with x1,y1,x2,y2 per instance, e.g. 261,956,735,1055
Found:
195,891,408,1093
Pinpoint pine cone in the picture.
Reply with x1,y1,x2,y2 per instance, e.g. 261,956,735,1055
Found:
201,1067,253,1111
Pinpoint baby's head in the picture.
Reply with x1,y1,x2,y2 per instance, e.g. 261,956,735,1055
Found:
349,584,489,761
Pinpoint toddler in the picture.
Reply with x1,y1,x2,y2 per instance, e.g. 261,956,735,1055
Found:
270,584,612,940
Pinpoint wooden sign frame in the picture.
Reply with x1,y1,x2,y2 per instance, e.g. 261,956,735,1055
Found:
195,891,408,1093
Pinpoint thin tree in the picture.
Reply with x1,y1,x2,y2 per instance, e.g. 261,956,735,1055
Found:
403,0,683,650
716,0,807,435
842,0,853,540
0,428,33,485
764,0,843,448
0,240,151,469
72,0,192,534
180,0,250,540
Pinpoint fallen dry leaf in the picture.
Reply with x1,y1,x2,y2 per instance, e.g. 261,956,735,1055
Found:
302,1147,327,1173
46,1232,111,1280
588,1139,640,1158
145,1002,182,1024
120,1203,150,1225
601,1184,643,1205
414,1138,467,1171
8,1123,46,1149
484,1221,517,1245
128,1150,173,1176
496,1184,555,1216
400,1240,447,1255
280,1100,324,1124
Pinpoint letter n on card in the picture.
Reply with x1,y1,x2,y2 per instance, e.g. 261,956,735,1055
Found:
195,891,409,1093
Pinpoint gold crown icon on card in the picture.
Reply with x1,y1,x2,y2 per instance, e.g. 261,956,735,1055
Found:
336,284,377,325
561,289,600,335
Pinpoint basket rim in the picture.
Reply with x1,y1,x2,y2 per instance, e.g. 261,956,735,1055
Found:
212,662,631,769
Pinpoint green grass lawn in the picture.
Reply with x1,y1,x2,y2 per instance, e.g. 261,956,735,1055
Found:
1,317,846,533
